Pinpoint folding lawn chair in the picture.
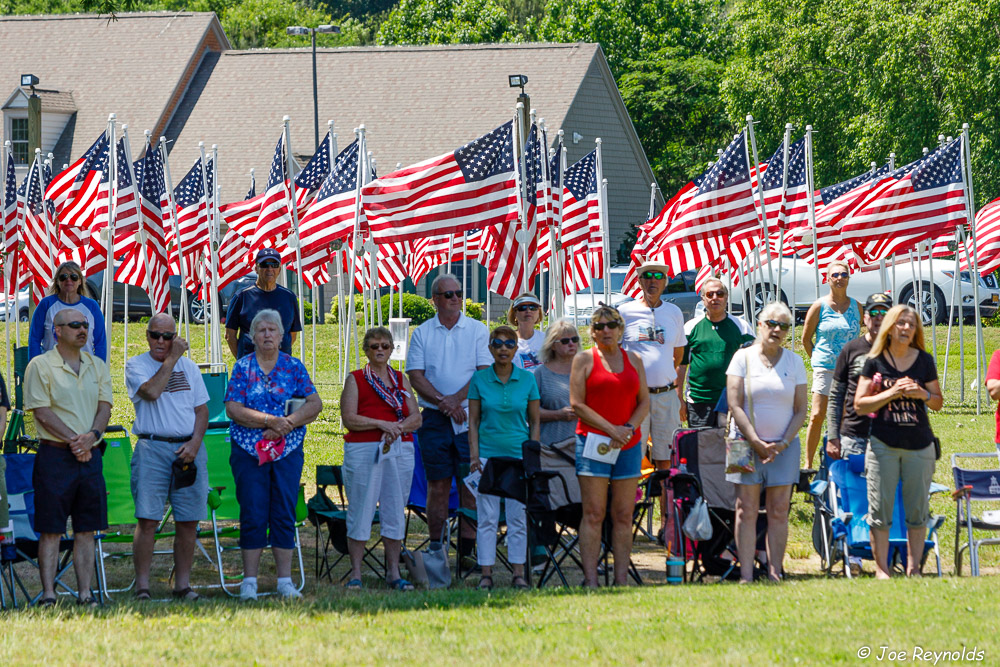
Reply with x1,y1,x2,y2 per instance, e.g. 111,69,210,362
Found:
308,464,385,582
404,438,460,552
200,368,229,424
4,347,37,455
522,437,582,588
951,452,1000,576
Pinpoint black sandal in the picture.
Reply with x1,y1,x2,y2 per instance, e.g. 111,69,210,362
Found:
172,587,200,601
38,597,57,607
135,589,151,601
477,575,494,590
512,576,530,590
77,596,99,608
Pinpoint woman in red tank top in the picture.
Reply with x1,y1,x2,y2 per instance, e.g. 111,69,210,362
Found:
570,305,650,587
340,327,423,591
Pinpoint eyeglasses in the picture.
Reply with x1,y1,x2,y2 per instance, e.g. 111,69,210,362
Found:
516,304,539,312
641,271,665,280
592,321,621,331
60,320,89,330
434,290,463,300
558,336,580,345
868,309,888,317
58,273,81,283
259,261,280,269
704,290,726,299
762,319,791,331
829,272,849,279
367,342,392,351
490,338,517,350
147,331,176,341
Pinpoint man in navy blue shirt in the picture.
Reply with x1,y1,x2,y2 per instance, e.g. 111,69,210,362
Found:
224,249,303,358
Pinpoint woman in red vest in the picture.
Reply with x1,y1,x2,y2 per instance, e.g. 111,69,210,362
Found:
341,326,422,591
570,306,650,587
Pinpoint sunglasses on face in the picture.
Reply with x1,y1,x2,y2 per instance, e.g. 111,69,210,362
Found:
516,304,539,312
592,321,621,331
60,320,89,330
762,319,791,331
147,331,176,341
558,336,580,345
829,272,849,279
259,261,280,269
641,271,665,280
367,342,392,351
434,290,463,300
704,290,726,299
490,338,517,350
868,309,888,317
58,273,81,282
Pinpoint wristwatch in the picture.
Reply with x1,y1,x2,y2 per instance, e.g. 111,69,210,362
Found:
624,422,635,432
91,429,102,443
779,438,790,451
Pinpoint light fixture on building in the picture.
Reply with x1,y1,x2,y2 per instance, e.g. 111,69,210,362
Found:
20,74,39,88
508,74,528,94
572,132,583,144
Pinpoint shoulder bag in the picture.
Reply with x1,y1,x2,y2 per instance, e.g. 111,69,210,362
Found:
725,349,757,475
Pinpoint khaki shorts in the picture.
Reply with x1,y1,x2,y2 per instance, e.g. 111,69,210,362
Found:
812,367,834,396
865,435,936,529
641,390,681,462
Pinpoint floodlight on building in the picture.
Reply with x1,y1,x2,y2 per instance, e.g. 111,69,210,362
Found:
20,74,39,87
508,74,528,94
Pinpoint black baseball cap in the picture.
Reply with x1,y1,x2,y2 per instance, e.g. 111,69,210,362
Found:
255,248,281,264
864,293,892,312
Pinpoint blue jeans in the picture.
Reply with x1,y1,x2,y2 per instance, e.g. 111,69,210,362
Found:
230,445,304,549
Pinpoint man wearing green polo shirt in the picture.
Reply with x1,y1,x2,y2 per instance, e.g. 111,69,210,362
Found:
678,278,755,428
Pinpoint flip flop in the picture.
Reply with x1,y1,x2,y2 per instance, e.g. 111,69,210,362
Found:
77,596,99,608
512,576,530,590
134,589,152,601
172,587,200,601
477,575,493,590
387,578,415,591
345,579,363,591
38,597,57,608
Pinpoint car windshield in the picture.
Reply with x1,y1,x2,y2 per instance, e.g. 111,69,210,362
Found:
578,272,627,294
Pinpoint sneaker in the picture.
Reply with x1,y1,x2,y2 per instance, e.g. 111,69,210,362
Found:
239,580,258,601
277,581,302,599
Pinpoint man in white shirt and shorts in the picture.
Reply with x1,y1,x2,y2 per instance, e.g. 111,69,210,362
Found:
618,260,687,541
125,314,210,601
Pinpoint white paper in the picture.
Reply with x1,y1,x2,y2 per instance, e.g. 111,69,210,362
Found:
451,410,470,435
583,432,621,464
463,469,482,495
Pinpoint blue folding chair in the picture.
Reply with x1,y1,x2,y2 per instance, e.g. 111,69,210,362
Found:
951,452,1000,576
404,435,460,550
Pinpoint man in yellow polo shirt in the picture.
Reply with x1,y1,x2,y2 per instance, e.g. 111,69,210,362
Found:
24,307,112,607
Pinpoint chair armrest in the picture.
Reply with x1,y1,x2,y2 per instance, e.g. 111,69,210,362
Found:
951,485,973,501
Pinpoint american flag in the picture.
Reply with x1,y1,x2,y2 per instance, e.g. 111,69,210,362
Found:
252,134,293,251
45,131,110,229
340,235,407,291
171,157,213,259
363,121,518,243
220,174,264,238
293,132,332,212
407,230,481,284
759,137,814,233
537,142,564,269
842,138,967,263
3,146,18,254
215,174,257,292
20,159,56,294
558,149,598,252
965,197,1000,275
298,139,361,258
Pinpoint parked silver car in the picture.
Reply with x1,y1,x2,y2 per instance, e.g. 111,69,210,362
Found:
565,265,702,320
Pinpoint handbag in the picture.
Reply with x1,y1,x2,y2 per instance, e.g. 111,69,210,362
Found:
682,497,713,542
405,523,452,589
725,349,757,475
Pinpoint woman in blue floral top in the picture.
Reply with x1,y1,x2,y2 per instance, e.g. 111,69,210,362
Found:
224,309,322,600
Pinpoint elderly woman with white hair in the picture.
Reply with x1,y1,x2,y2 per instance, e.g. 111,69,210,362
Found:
726,302,807,582
225,309,322,600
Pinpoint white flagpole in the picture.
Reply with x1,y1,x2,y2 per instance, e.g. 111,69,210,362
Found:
346,126,366,371
210,145,224,365
282,117,307,361
804,125,821,299
942,229,961,391
927,239,937,366
1,142,10,382
961,123,983,413
512,106,529,294
595,138,610,303
776,123,793,303
159,136,190,344
746,115,775,299
104,115,117,349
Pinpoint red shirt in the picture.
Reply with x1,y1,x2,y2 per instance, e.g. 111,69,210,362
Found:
987,350,1000,443
345,368,414,443
576,347,641,450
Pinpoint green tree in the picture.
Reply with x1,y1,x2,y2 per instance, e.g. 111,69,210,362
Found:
375,0,519,45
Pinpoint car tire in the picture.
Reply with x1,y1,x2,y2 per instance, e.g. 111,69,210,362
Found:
188,297,207,325
743,284,789,320
900,282,946,325
19,309,28,323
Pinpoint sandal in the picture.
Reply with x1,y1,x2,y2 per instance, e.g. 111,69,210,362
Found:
172,587,200,601
345,578,363,591
134,589,151,601
77,596,99,608
477,575,493,590
512,576,529,590
38,597,57,607
387,578,415,592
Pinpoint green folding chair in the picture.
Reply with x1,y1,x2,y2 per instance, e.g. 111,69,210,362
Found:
201,370,229,424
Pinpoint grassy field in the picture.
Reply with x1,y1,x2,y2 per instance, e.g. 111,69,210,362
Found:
3,319,1000,664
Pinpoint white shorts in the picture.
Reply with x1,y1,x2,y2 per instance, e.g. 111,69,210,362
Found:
812,367,834,396
343,440,415,542
642,390,681,462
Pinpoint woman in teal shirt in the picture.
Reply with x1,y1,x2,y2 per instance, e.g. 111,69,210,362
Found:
469,325,540,590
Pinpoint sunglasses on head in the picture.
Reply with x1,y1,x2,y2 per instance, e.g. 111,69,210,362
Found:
558,336,580,345
829,272,849,279
367,342,392,351
490,338,517,350
763,319,791,331
434,290,463,300
58,273,81,282
61,320,89,330
259,261,280,269
516,304,539,312
147,331,176,341
641,271,665,280
704,290,726,298
592,321,620,331
868,309,888,317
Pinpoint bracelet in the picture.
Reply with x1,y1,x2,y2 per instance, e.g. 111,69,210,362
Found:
264,414,269,427
925,389,932,401
624,422,635,431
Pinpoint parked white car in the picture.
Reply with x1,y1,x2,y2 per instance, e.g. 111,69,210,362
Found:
564,265,704,320
729,256,1000,325
0,289,31,322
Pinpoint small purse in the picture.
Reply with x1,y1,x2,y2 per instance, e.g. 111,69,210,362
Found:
725,350,757,475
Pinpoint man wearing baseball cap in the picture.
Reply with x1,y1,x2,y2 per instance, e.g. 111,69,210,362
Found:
225,248,303,359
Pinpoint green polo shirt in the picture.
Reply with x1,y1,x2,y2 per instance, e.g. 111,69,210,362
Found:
468,365,540,459
682,314,755,404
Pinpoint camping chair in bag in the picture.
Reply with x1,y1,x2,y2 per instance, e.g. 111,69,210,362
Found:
308,464,385,582
522,437,583,588
951,452,1000,576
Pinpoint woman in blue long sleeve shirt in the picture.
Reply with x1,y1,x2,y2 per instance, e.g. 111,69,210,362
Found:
28,261,107,361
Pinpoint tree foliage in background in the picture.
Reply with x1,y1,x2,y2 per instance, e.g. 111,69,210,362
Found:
376,0,519,45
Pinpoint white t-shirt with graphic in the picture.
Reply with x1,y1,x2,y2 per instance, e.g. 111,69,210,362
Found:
619,298,687,387
513,330,544,372
126,352,210,438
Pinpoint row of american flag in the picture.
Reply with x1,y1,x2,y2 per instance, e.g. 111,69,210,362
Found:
623,125,1000,299
1,114,609,313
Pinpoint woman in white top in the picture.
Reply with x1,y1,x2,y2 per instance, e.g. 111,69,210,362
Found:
726,302,808,582
508,292,544,371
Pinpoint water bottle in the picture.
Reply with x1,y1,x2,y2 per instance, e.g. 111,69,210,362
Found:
678,458,688,474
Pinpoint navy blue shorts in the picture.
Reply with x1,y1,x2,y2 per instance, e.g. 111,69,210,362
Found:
230,444,304,550
416,409,470,482
32,443,108,534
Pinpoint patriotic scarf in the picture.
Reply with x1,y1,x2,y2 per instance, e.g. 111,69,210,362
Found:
363,364,405,421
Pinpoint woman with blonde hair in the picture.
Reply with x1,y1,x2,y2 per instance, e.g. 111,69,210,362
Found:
507,292,544,371
536,319,581,446
855,305,942,579
28,261,107,361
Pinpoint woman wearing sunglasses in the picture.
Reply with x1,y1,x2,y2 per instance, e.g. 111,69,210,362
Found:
801,261,863,467
726,302,808,582
340,326,422,591
535,319,581,448
468,325,540,589
507,292,545,371
28,261,107,361
570,306,649,587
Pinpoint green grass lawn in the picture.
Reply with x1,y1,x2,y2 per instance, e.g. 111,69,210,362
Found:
3,320,1000,664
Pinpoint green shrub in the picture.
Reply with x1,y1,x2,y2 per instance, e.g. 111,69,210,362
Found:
303,299,313,325
380,293,436,325
327,295,366,324
464,299,484,321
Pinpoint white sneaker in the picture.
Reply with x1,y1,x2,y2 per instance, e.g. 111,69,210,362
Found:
277,581,302,599
239,580,258,601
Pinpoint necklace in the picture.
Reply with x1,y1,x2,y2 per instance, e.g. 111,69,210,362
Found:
759,347,781,369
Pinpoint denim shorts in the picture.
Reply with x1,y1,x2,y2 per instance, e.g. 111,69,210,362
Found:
726,437,801,488
575,433,643,480
415,408,470,482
